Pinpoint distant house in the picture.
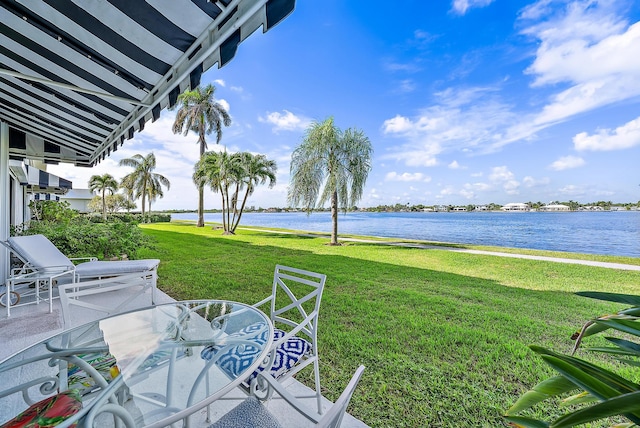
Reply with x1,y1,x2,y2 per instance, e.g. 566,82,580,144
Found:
60,189,95,213
540,204,570,212
501,203,530,212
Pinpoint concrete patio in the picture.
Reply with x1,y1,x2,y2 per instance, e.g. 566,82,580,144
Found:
0,286,368,427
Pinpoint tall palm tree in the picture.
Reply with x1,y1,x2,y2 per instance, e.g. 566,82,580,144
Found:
171,84,231,227
230,153,276,232
119,153,170,218
88,173,119,219
146,178,165,214
288,117,373,245
194,151,276,234
193,150,232,232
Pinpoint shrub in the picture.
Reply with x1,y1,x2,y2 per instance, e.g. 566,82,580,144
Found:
84,212,171,223
28,200,78,223
13,217,154,260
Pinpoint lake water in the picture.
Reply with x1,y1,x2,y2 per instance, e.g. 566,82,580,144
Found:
171,211,640,257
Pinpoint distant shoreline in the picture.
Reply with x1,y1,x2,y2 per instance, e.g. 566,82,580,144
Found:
171,211,640,257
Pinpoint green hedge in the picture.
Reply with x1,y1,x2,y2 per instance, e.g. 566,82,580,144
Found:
12,218,154,260
86,213,172,223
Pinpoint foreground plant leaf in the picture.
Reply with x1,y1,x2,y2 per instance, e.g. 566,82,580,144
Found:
551,391,640,428
503,415,549,428
531,346,640,397
506,376,576,414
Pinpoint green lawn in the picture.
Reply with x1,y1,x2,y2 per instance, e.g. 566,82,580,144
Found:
138,222,640,427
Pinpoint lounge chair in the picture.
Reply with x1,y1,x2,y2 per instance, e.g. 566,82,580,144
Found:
1,234,159,316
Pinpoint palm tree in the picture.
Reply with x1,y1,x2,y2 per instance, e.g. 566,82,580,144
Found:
230,153,276,233
88,173,119,219
193,150,230,231
171,84,231,227
194,151,277,234
288,117,373,245
119,153,170,219
146,178,165,214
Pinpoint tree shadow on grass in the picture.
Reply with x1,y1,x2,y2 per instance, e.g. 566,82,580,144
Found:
140,225,625,428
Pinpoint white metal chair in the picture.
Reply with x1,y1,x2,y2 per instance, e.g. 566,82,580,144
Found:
209,365,365,428
57,271,156,328
1,234,159,317
251,264,327,414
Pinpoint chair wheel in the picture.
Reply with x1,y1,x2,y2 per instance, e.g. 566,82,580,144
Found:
0,291,20,307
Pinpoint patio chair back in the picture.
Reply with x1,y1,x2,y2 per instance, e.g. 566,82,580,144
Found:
252,264,327,414
7,235,74,274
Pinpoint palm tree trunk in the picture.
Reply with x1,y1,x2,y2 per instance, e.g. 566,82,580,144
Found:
102,190,106,219
231,186,251,233
223,183,232,234
141,191,147,219
331,190,339,245
219,188,226,231
197,185,205,227
197,137,206,227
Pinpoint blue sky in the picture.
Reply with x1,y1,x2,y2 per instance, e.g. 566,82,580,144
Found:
50,0,640,210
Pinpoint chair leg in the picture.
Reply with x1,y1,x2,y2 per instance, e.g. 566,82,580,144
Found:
151,271,157,304
314,359,323,414
205,375,211,423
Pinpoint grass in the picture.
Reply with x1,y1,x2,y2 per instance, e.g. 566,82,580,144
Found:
138,222,640,427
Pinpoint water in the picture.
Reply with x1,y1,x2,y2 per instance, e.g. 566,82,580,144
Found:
171,211,640,257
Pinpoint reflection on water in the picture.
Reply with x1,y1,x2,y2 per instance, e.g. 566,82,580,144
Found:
173,211,640,257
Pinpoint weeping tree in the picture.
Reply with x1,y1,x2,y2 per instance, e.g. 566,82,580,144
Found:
172,84,231,227
193,150,276,234
88,173,119,219
288,117,373,245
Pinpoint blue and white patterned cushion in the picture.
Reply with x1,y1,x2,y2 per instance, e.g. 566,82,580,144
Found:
201,324,312,383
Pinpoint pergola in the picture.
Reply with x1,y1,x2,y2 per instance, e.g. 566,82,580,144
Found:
0,0,296,284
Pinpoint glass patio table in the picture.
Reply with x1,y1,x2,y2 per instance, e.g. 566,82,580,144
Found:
0,300,273,427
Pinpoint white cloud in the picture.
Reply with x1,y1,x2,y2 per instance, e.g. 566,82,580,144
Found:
488,166,520,194
557,184,585,196
448,160,464,169
523,176,550,187
573,116,640,151
451,0,495,15
548,155,585,171
489,166,515,182
396,79,417,93
385,172,431,182
382,86,516,165
213,79,225,87
259,110,311,132
459,189,475,199
522,2,640,126
465,182,491,191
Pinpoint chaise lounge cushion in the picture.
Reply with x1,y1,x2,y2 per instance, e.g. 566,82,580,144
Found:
74,259,160,278
0,389,82,428
7,235,74,274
